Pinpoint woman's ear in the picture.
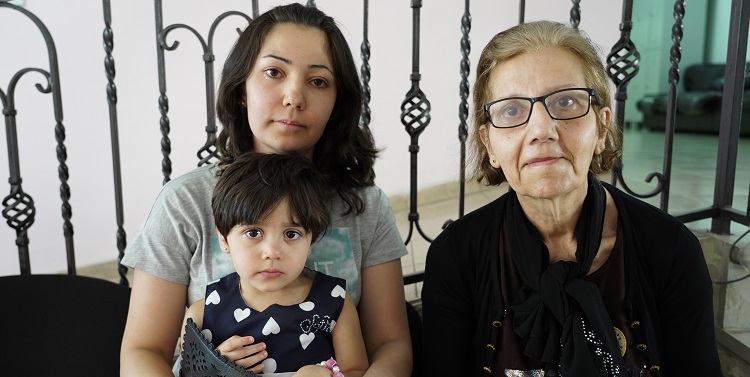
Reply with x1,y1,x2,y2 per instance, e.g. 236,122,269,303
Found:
595,107,612,155
216,228,230,254
479,124,501,168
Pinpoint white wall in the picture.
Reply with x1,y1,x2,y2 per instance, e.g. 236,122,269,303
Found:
0,0,621,275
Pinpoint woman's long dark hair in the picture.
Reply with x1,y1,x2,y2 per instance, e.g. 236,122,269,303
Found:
216,3,378,215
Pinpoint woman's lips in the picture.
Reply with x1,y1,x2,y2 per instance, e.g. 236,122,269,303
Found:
277,119,303,128
525,157,559,167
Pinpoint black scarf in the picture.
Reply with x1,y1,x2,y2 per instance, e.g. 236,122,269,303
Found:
506,177,627,376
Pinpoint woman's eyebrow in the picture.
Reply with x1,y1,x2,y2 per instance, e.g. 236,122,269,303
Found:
262,54,333,75
263,54,291,64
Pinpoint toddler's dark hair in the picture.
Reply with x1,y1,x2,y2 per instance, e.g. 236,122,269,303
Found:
213,152,330,242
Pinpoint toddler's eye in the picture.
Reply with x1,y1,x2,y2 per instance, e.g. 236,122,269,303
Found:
245,229,262,238
285,230,302,240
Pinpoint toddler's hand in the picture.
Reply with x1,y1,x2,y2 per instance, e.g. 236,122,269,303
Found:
216,335,267,374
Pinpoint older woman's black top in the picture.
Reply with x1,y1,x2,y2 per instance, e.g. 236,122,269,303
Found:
421,182,723,377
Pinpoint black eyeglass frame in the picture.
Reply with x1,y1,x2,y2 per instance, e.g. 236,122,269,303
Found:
483,87,601,129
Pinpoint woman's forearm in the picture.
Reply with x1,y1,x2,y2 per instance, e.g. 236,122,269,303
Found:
362,338,413,377
120,348,176,377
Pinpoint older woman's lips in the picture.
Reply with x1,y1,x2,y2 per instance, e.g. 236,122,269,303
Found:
526,157,558,167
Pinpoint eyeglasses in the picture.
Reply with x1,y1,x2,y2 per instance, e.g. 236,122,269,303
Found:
483,88,600,129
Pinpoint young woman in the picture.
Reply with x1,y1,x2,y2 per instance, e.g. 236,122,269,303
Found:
120,4,412,376
421,20,722,376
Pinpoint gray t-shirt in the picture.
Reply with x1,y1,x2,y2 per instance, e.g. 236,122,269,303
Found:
121,163,407,306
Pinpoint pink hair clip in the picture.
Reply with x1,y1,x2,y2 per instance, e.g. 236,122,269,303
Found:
318,357,344,377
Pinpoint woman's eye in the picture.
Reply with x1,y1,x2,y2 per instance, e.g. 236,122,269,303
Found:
502,106,520,117
554,96,575,109
264,68,283,78
310,78,328,88
245,229,262,238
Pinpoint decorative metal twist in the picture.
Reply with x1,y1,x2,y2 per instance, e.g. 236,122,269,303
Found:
103,0,129,286
2,187,35,238
606,0,668,203
400,0,433,245
55,115,75,273
655,0,687,211
155,2,251,181
570,0,581,28
2,68,48,275
0,3,76,274
154,0,173,184
360,0,371,129
456,0,471,219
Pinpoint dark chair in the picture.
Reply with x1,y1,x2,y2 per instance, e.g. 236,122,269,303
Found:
0,274,131,377
406,301,423,377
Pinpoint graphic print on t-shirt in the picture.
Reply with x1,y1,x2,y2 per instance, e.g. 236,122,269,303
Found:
306,227,358,304
210,227,359,303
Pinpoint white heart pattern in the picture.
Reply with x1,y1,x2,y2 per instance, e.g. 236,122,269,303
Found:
205,290,221,305
299,301,315,311
234,308,251,322
331,285,346,299
262,358,277,374
262,317,281,335
201,329,213,343
299,332,315,349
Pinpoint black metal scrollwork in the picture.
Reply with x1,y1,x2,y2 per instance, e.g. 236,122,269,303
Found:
606,1,665,202
0,3,74,275
102,0,129,285
456,0,471,220
154,0,250,182
360,0,371,129
400,0,433,245
570,0,581,28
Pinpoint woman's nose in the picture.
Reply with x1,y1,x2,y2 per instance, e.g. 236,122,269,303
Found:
283,80,305,110
525,101,558,140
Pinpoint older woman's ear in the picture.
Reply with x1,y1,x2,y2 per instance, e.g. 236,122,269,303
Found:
595,107,612,155
479,124,500,168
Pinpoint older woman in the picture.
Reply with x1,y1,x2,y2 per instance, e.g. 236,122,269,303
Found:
421,21,722,376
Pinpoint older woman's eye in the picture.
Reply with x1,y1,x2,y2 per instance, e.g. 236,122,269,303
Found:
497,101,527,119
503,106,521,117
554,96,576,109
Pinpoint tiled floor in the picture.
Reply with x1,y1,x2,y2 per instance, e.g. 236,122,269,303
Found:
80,126,750,290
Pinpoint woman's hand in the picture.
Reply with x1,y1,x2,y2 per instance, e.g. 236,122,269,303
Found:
292,364,337,377
216,335,268,374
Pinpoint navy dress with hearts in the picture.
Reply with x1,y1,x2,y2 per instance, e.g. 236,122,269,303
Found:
200,269,346,374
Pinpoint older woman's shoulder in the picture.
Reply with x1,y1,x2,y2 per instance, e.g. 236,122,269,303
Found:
604,182,700,256
604,183,685,228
